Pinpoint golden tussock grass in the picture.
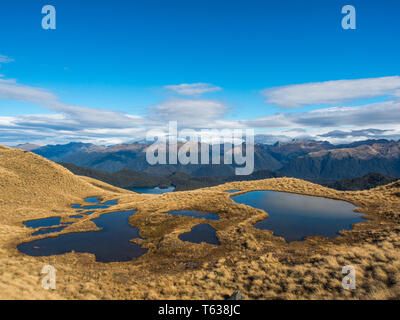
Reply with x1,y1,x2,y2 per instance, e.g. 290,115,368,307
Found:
1,145,400,300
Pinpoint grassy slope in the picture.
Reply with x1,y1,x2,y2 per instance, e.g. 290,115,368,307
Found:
1,145,400,299
0,146,127,221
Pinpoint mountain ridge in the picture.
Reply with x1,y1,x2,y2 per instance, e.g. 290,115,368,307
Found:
15,139,400,181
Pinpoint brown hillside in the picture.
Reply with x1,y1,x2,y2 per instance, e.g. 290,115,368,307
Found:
1,145,400,300
0,145,127,224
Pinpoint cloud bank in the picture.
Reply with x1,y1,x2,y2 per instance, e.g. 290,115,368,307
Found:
165,83,222,96
262,76,400,108
1,70,400,145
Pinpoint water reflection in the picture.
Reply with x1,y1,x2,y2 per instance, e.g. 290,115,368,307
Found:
232,191,364,242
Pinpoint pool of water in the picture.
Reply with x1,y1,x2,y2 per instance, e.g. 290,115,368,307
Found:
18,210,148,262
102,200,118,206
179,224,220,245
24,217,62,229
231,191,364,242
129,186,175,194
84,197,100,203
167,210,220,220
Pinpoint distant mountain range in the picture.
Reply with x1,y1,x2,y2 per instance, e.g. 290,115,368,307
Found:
16,139,400,182
60,161,396,192
281,141,400,180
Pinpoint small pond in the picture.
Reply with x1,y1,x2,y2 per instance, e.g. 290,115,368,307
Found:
179,224,220,245
24,217,63,229
231,190,364,242
18,210,147,262
83,197,100,203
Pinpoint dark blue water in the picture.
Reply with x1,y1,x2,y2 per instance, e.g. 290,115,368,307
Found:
167,210,220,220
70,215,83,219
129,186,175,194
24,217,62,229
84,197,100,203
102,200,118,206
18,210,148,262
179,224,220,245
232,191,364,242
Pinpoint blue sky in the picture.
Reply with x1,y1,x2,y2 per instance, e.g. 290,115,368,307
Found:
0,0,400,145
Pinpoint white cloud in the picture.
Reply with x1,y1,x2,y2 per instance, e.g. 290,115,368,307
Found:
289,100,400,127
165,83,221,96
244,100,400,129
0,78,59,106
0,55,14,64
0,77,231,145
262,76,400,108
147,98,230,127
3,95,400,145
0,77,149,130
318,129,389,139
1,74,400,146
